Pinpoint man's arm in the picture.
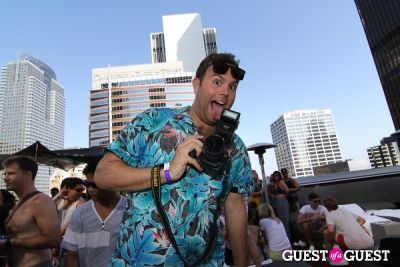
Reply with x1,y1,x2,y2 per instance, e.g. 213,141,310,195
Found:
297,212,308,224
52,190,66,203
10,195,61,248
289,178,300,192
249,191,261,197
325,223,336,248
357,216,366,226
95,135,204,191
326,224,335,234
356,216,370,234
64,251,80,267
224,192,247,267
94,152,153,191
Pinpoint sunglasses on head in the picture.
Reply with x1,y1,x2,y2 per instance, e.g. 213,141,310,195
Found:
83,180,97,189
197,61,246,81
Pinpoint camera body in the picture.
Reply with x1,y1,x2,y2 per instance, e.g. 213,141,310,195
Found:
198,108,241,177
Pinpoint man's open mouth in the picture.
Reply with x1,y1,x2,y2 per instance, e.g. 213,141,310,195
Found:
211,100,225,120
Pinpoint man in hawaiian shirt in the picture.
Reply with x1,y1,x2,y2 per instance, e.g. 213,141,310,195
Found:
95,53,252,266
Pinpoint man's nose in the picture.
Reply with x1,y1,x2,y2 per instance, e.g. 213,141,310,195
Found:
218,83,230,95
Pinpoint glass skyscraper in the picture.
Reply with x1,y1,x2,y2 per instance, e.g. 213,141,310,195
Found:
271,109,342,177
89,62,194,147
355,0,400,130
150,13,217,72
90,13,218,147
0,54,65,192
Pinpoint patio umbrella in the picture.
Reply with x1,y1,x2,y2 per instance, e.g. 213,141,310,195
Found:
0,141,105,171
53,146,105,166
14,141,55,161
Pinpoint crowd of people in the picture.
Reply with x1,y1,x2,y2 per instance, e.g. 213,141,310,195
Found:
242,168,376,266
0,158,377,267
0,52,376,267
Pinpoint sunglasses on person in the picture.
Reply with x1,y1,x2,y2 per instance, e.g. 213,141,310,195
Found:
196,61,246,81
74,187,85,193
83,180,98,189
312,199,321,204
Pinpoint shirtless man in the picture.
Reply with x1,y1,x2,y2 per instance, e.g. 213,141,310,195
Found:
1,156,60,267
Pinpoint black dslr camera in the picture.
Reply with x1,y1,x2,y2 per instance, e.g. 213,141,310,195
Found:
192,108,241,177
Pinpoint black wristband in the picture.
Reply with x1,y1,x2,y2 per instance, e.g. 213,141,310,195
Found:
5,238,11,249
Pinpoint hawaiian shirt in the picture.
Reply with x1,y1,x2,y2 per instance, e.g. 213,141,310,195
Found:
107,107,252,266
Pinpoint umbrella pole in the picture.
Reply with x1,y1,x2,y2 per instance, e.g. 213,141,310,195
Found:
35,142,38,162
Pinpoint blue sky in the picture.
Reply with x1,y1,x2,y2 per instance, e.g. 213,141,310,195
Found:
1,1,394,174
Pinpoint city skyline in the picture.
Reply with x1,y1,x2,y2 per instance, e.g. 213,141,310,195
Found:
0,54,65,192
1,1,395,174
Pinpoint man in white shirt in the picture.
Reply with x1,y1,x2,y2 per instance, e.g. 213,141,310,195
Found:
297,193,328,250
61,160,127,267
323,197,374,250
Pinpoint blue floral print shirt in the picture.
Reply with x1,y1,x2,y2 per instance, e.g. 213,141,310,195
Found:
107,107,252,267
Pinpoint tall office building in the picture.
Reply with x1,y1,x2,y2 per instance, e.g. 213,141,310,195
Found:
150,13,217,72
89,62,194,147
0,54,65,192
90,13,217,147
355,0,400,130
271,109,342,177
367,142,400,168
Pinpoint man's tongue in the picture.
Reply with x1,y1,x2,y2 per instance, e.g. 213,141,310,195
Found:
211,102,224,120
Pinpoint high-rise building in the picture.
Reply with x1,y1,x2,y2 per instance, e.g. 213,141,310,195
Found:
89,62,194,147
367,142,400,168
90,13,217,147
355,0,400,130
271,109,342,177
0,54,65,192
150,13,217,72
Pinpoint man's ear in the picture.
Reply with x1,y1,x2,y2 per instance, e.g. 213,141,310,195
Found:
192,77,200,95
24,170,33,180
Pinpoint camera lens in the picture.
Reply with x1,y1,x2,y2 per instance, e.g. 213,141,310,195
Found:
200,135,228,176
204,135,224,154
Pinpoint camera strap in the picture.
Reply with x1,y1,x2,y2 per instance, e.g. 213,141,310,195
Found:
151,165,218,266
5,190,41,227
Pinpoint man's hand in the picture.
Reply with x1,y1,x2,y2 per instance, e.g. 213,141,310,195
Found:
169,135,204,181
310,214,322,221
52,190,66,202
